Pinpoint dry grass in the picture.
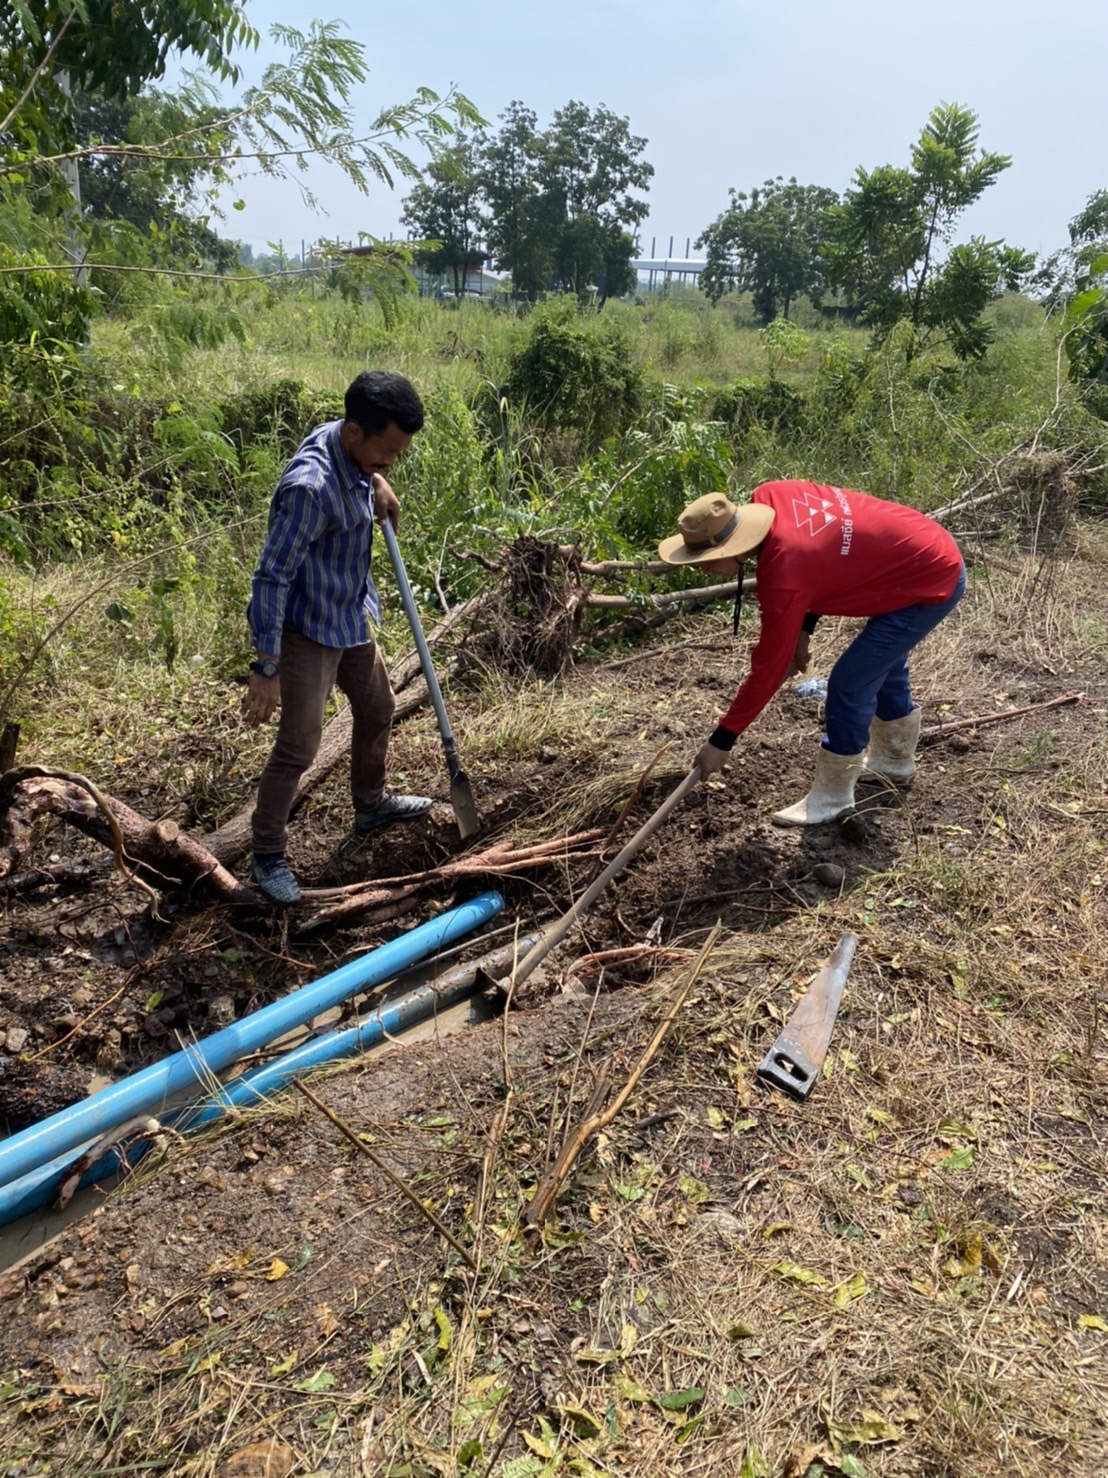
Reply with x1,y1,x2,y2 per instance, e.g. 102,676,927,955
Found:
2,535,1107,1477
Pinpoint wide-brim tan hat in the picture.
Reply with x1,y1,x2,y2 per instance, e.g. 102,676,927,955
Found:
658,493,776,565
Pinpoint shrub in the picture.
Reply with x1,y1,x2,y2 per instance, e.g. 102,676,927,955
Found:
710,376,807,447
219,378,341,457
502,298,643,453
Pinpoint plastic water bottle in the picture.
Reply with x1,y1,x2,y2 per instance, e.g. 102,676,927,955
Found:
793,677,828,699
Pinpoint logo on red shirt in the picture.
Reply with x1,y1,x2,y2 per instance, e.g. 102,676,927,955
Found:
792,491,839,538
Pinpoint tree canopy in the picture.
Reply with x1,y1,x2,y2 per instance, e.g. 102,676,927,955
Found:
696,177,839,323
403,101,653,304
401,136,486,295
822,102,1034,358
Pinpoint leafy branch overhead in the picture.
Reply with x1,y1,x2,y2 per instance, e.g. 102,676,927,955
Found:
2,16,483,206
822,102,1035,358
0,7,482,343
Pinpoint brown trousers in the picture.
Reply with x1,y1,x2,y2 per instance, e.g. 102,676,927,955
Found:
251,627,396,856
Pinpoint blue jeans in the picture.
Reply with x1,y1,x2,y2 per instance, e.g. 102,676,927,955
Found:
824,564,966,754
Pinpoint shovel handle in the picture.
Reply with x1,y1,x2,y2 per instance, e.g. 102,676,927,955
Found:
381,521,456,751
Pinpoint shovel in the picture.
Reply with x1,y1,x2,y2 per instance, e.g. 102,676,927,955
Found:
381,521,481,840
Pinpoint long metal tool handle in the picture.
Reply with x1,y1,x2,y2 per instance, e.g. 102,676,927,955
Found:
381,520,458,766
508,765,703,991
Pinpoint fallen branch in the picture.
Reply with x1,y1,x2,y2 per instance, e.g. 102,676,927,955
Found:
474,1101,510,1256
583,576,754,610
296,829,607,930
578,609,674,644
522,922,722,1239
921,692,1084,743
295,1080,476,1270
0,764,609,920
1,768,173,913
933,483,1017,523
0,770,254,902
0,856,110,897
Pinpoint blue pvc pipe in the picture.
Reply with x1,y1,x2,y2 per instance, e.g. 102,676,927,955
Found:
0,892,504,1194
0,929,537,1229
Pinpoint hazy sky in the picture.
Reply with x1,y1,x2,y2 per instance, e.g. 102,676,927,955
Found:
208,0,1105,263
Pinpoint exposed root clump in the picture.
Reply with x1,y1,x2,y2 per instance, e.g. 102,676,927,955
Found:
1006,450,1077,553
478,535,586,676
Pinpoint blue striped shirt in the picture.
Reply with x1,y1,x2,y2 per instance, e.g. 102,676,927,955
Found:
248,421,382,655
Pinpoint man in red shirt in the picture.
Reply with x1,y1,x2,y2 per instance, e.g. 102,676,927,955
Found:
658,482,965,824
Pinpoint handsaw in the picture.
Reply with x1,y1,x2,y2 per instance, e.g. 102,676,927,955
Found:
756,931,858,1100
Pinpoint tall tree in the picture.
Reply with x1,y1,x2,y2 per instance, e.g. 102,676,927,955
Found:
822,102,1034,358
401,136,486,295
541,101,652,304
479,102,553,300
478,100,652,304
696,176,839,322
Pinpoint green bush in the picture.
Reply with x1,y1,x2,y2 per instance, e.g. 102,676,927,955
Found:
219,378,341,457
502,298,643,453
710,376,807,447
0,244,94,346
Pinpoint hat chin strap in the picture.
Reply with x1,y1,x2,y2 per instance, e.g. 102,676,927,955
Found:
732,563,746,636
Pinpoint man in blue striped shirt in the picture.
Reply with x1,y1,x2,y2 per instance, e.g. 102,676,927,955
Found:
243,371,432,905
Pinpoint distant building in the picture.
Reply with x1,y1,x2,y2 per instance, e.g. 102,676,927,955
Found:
632,256,706,291
413,263,508,298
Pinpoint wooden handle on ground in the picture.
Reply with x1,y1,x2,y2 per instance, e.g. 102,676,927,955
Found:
508,765,702,992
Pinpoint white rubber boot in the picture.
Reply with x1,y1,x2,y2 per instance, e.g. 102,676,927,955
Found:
862,707,922,784
772,748,865,827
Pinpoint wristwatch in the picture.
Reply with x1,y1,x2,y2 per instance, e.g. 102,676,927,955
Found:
250,659,280,679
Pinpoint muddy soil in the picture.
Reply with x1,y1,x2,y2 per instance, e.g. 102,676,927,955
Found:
1,616,1097,1135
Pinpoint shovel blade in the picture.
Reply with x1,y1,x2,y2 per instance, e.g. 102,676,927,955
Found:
451,772,482,840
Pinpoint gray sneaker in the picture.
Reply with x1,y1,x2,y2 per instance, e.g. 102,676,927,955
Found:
354,793,433,835
252,854,301,905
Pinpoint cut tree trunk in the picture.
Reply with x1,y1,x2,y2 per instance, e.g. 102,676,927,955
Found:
0,769,253,902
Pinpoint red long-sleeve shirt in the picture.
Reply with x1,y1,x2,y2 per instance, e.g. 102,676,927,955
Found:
717,481,963,739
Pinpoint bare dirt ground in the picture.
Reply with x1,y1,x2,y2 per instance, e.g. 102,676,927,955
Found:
1,530,1107,1477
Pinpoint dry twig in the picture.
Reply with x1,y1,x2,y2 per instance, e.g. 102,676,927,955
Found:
522,921,722,1239
294,1080,477,1270
921,691,1084,742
